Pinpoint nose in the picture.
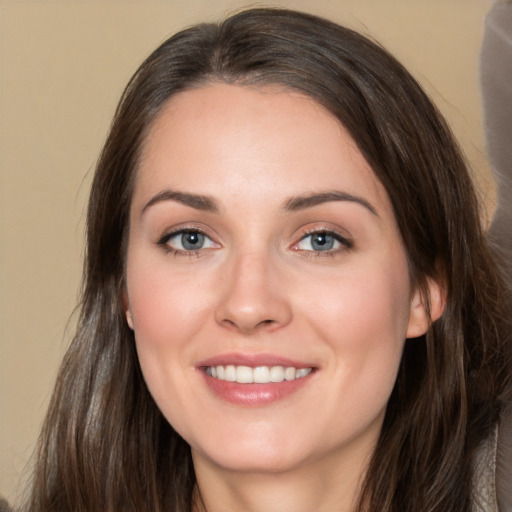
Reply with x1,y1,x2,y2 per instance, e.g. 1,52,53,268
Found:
214,251,293,334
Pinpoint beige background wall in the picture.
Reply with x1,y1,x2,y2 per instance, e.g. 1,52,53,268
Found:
0,0,495,504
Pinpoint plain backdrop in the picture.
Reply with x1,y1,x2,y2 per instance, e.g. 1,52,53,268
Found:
0,0,496,504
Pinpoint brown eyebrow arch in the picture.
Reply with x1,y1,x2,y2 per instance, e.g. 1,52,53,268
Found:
283,191,378,216
141,190,219,216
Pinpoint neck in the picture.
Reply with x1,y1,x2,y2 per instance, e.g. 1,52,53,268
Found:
191,446,370,512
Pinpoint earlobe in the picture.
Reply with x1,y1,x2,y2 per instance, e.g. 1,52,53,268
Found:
126,310,134,330
406,278,446,338
122,289,134,330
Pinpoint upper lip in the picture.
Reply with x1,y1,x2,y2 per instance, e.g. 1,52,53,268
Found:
197,353,315,369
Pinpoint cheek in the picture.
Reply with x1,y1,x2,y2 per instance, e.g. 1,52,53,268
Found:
125,251,211,388
301,257,411,409
306,257,411,342
127,254,211,345
125,254,215,433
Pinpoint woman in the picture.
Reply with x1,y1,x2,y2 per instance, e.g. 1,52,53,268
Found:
22,8,511,512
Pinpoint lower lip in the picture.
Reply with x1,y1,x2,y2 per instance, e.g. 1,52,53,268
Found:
201,371,313,406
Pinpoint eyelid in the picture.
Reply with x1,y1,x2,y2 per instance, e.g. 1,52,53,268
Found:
290,226,353,254
155,223,352,257
157,225,220,254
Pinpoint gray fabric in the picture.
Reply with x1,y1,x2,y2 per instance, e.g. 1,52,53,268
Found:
480,1,512,511
497,404,512,512
481,0,512,277
0,498,12,512
473,426,499,511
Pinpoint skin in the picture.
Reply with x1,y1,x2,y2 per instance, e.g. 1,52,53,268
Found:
124,83,442,512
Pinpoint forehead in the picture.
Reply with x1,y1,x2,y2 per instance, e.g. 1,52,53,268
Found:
134,83,392,216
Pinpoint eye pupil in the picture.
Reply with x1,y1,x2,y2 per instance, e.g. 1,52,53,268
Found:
182,231,204,250
311,233,334,251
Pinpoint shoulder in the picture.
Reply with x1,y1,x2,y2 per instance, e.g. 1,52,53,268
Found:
0,498,12,512
497,402,512,511
473,403,512,512
473,423,499,511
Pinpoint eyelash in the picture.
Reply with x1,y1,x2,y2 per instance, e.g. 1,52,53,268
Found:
157,227,216,257
293,228,353,257
156,227,353,257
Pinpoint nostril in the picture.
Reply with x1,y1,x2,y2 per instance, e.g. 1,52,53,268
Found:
214,270,293,333
218,316,278,334
253,318,279,332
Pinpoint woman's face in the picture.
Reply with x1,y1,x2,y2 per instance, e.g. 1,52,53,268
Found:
125,83,432,475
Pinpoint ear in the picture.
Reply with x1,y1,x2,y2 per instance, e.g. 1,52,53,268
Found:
406,277,446,338
122,288,134,330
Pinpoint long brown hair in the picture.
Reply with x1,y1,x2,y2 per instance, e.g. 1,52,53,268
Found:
23,8,511,512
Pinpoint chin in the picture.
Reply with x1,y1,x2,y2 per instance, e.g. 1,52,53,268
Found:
189,423,313,474
195,447,310,475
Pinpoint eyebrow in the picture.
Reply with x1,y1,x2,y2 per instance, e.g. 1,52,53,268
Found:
283,191,378,216
141,188,378,217
141,190,219,216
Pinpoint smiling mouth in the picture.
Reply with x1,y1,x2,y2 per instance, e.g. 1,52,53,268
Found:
205,365,313,384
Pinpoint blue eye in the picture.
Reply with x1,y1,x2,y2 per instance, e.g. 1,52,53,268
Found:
295,231,350,252
161,230,217,252
179,231,205,250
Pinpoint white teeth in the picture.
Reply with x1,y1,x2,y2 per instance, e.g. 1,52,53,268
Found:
206,365,312,383
270,365,285,382
236,366,253,383
253,366,270,383
225,365,236,382
284,367,296,381
295,368,311,378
